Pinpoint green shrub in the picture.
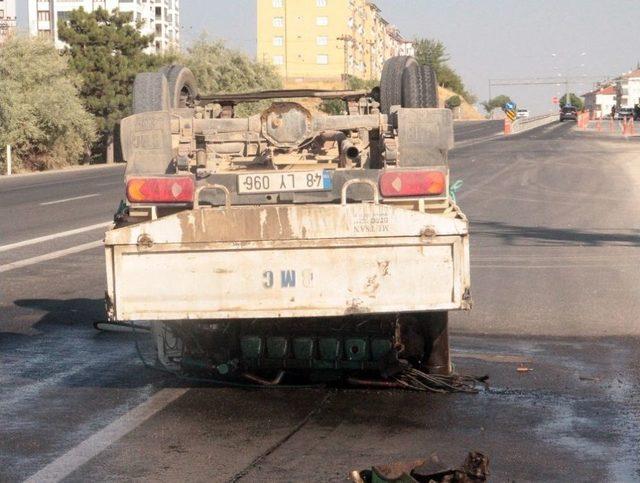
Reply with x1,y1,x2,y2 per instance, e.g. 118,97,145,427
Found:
182,37,282,117
0,36,96,172
445,95,462,109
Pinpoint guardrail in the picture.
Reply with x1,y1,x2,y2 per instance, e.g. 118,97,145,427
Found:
504,113,559,135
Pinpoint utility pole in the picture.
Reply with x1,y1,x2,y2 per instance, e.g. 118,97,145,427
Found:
337,35,354,88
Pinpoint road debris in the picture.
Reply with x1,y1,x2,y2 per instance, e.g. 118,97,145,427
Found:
350,451,489,482
516,364,533,373
578,375,600,382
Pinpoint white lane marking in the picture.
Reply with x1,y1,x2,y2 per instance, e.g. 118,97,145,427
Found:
0,222,112,253
24,388,189,483
473,263,637,269
0,240,103,273
40,194,100,206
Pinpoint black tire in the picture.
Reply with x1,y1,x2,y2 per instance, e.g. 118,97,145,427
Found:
402,64,439,109
380,55,417,114
160,65,198,109
132,73,170,114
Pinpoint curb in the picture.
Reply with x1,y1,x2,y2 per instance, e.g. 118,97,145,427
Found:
0,163,124,181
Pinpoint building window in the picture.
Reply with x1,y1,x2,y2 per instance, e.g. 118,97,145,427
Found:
316,0,327,6
316,16,328,26
273,36,284,46
273,16,284,27
37,11,50,22
273,55,284,65
316,36,328,46
57,11,71,23
317,54,328,65
272,0,283,7
0,10,4,19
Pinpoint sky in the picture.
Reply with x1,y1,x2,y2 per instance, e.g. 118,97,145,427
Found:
180,0,640,114
16,1,640,114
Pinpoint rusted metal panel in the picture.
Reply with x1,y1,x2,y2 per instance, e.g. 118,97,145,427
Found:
120,112,173,175
105,203,470,321
105,204,467,246
397,109,454,166
110,238,462,320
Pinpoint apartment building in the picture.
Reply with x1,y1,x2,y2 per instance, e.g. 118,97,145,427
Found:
583,85,616,118
615,68,640,108
0,0,17,45
257,0,414,87
27,0,180,53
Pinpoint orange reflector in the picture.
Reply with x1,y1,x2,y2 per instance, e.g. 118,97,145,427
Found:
126,177,195,204
379,170,446,198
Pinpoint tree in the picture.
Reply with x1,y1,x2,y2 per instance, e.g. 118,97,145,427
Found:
58,8,155,158
414,37,475,103
414,38,449,71
0,36,96,172
182,37,282,116
559,93,584,110
481,95,512,114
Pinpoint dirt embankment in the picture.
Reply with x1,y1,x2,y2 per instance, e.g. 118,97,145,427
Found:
438,86,484,120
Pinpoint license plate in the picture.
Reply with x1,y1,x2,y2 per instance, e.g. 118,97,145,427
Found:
238,171,332,194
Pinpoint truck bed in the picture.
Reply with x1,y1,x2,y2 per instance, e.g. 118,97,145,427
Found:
105,203,470,321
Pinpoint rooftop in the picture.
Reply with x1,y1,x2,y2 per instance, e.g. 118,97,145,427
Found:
582,85,616,97
620,68,640,79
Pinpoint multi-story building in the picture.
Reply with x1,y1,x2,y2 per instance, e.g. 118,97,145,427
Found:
257,0,414,88
615,68,640,108
583,85,616,118
27,0,179,53
0,0,17,45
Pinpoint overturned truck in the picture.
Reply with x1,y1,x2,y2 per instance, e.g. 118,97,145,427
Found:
105,57,471,381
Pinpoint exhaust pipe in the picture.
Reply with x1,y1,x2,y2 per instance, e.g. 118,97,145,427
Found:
340,139,361,160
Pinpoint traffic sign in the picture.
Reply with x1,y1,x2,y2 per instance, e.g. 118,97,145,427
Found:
552,96,559,104
502,101,517,121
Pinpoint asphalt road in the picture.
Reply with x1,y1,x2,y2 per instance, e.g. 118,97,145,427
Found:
1,121,639,482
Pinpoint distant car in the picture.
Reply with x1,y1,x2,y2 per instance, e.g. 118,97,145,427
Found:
516,109,530,118
559,105,578,122
615,107,634,120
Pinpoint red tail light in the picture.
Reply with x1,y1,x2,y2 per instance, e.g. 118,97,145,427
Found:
126,177,195,204
379,170,446,198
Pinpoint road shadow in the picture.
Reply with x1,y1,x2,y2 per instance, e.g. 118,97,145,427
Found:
12,297,105,326
1,298,169,389
471,220,640,247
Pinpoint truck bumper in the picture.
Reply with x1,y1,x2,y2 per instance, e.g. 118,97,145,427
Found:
105,203,470,321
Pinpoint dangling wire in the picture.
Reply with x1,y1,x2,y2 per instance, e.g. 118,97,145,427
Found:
449,179,464,203
393,367,488,394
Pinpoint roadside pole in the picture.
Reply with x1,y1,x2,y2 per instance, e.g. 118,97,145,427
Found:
6,145,11,176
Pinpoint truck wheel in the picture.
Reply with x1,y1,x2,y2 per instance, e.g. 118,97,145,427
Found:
132,72,170,114
402,64,439,109
160,65,198,109
420,311,451,375
380,56,417,114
